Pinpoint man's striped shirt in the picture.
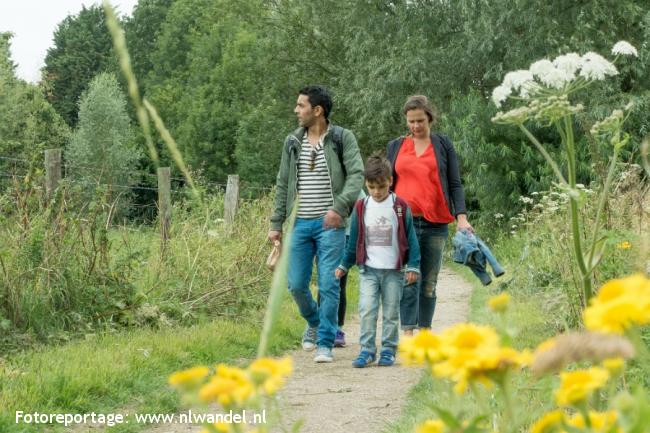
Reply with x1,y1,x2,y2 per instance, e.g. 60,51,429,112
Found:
297,135,333,218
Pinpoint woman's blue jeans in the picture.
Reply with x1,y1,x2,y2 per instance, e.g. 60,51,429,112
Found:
400,218,448,330
287,217,345,349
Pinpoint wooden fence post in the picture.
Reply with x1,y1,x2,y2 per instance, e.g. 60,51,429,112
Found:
224,174,240,225
157,167,171,246
44,149,62,201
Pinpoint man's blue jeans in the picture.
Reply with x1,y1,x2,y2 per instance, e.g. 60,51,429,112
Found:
287,217,345,349
358,266,403,354
400,218,448,330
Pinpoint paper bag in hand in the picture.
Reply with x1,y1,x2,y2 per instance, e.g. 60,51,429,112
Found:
266,240,281,271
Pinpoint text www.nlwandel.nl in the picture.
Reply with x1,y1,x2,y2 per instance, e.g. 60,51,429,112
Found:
15,409,267,427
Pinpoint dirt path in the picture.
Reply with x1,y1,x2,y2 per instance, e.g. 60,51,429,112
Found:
138,267,472,433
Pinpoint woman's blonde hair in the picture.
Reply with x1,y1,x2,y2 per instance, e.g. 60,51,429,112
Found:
403,95,439,125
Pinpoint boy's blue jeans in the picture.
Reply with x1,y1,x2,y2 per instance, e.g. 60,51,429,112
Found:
400,218,448,330
358,266,403,354
287,217,345,349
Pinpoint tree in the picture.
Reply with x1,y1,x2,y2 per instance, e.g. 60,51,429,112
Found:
0,33,70,178
123,0,174,87
67,73,140,202
43,5,118,126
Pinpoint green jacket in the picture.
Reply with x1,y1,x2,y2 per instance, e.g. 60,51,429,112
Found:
270,125,364,231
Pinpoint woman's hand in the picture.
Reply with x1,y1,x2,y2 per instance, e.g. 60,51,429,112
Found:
405,271,419,284
335,268,346,279
456,214,473,233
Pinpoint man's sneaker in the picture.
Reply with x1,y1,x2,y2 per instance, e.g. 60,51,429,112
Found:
352,350,376,368
377,349,396,367
314,346,334,363
334,329,346,347
302,326,318,351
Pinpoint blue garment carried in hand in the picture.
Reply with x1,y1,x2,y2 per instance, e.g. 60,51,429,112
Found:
452,229,505,285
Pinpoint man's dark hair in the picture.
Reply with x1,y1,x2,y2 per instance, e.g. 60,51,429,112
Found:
403,95,439,125
299,85,333,120
364,152,392,183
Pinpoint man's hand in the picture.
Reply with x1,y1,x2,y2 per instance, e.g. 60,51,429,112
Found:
456,214,474,233
405,271,419,285
323,209,343,229
268,230,282,243
335,268,346,279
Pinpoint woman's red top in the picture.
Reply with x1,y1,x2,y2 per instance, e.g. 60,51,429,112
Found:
394,136,455,224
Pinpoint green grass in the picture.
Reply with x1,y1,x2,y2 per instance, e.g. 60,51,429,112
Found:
0,300,303,433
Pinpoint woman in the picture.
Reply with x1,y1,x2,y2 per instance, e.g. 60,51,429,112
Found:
386,95,472,335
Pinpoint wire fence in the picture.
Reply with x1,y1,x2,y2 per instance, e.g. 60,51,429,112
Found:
0,153,274,222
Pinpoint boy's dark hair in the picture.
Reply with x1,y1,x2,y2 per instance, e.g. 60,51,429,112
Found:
403,95,439,126
364,152,392,183
299,85,333,120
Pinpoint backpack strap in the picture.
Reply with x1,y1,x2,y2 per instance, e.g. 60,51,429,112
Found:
285,127,305,156
330,125,346,176
393,194,406,224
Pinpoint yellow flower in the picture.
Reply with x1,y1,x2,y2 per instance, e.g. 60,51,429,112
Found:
616,241,631,249
398,329,444,365
530,410,564,433
584,274,650,334
168,366,210,388
199,364,254,407
439,323,501,355
566,410,620,433
555,367,609,406
602,357,625,373
248,356,293,395
416,419,445,433
488,292,511,313
431,324,529,394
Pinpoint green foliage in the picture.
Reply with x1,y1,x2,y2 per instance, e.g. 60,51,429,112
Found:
483,163,647,326
67,72,140,199
123,0,174,88
31,1,650,211
0,33,70,179
43,5,118,126
130,0,649,215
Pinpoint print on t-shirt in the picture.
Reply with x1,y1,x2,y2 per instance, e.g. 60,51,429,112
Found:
364,195,399,269
367,215,392,246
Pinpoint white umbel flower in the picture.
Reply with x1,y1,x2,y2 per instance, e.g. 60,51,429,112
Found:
579,52,618,81
492,85,511,108
553,53,583,76
612,41,638,57
530,59,573,89
519,81,540,98
503,70,534,92
530,59,555,78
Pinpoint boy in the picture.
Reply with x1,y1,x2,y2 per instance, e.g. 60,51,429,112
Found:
335,153,420,367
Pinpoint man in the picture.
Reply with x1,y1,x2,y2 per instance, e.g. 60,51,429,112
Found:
269,85,364,363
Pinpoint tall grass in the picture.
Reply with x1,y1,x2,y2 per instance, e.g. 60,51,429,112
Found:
483,163,648,326
0,176,276,351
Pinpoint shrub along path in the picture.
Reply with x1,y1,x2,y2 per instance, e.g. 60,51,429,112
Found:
143,267,471,433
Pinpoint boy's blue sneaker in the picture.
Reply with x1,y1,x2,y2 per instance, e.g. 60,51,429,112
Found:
334,329,346,347
377,349,396,367
352,350,376,368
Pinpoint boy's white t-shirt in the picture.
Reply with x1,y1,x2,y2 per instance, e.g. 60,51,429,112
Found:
364,194,399,269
